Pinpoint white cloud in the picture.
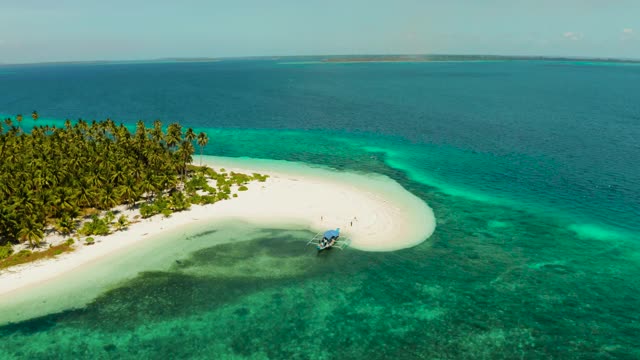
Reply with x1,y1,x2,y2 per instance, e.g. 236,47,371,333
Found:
562,32,583,41
621,28,635,41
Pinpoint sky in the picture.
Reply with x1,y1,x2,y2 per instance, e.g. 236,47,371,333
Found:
0,0,638,63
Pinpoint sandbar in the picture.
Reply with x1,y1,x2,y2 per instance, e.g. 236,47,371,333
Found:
0,156,435,323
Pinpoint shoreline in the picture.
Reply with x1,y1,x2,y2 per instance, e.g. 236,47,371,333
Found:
0,156,436,323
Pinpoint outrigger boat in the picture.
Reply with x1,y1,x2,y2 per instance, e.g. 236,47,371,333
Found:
307,228,350,251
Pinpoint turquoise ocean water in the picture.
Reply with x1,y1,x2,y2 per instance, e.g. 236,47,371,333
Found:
0,59,639,358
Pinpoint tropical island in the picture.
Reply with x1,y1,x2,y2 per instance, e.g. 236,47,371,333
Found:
0,114,435,322
318,54,640,64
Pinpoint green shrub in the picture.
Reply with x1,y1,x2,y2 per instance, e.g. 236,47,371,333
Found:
16,249,32,258
185,175,208,192
65,238,75,246
154,196,170,211
55,216,77,235
139,203,156,218
141,196,176,218
203,184,216,194
115,215,129,231
78,215,110,236
231,172,251,185
0,244,13,260
80,225,93,236
170,191,190,211
232,193,238,198
204,167,218,177
238,185,248,191
95,225,110,236
252,173,269,182
104,211,115,224
85,237,95,245
200,195,217,204
216,177,227,188
188,194,202,205
161,209,173,217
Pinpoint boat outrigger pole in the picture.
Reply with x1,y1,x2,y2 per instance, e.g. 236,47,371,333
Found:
307,228,350,251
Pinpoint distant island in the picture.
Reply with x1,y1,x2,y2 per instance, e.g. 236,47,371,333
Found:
2,54,639,67
0,58,220,67
318,54,640,64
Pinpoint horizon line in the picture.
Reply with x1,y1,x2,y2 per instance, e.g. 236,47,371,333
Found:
2,53,640,66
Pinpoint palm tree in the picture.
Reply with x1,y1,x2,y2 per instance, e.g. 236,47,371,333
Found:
196,132,209,166
151,120,163,142
157,173,177,193
0,203,19,242
110,163,128,185
55,216,77,236
31,110,39,122
52,187,78,218
119,179,139,208
98,186,119,210
184,128,196,143
139,174,157,200
177,140,194,182
16,114,23,132
76,183,94,208
135,120,146,142
165,123,182,149
18,221,44,249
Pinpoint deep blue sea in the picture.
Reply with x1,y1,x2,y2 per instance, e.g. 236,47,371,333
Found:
1,59,639,359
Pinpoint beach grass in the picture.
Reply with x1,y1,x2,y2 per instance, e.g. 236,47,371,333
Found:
0,242,74,270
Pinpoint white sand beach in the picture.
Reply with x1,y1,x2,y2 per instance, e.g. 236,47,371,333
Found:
0,156,435,323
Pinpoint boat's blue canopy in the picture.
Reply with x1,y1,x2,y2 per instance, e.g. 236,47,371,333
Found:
323,229,340,239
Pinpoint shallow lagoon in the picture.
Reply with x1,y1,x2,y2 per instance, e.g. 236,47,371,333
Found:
1,210,638,358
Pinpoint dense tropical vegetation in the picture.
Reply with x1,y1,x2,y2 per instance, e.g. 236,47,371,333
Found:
0,114,266,261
